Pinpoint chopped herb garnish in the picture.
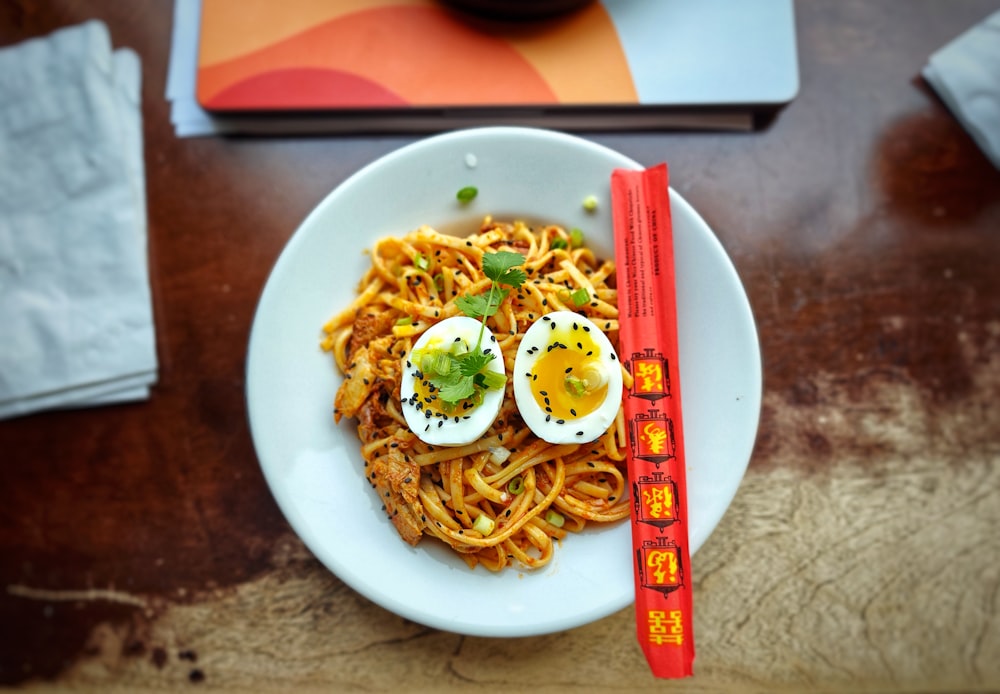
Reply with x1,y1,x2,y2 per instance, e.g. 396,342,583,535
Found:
550,237,568,250
570,287,589,306
507,476,525,495
414,253,430,271
569,227,585,248
426,250,526,405
472,514,495,536
456,186,478,203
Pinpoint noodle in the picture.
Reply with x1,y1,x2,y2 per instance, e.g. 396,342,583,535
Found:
322,218,630,571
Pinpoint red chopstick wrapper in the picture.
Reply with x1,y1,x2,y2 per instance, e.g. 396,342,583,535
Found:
611,163,695,678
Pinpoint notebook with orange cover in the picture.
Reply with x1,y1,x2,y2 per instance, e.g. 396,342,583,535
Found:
195,0,798,131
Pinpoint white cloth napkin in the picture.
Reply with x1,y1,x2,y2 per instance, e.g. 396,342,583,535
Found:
0,21,157,419
923,9,1000,170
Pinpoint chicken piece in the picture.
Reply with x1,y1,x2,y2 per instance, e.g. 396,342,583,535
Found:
355,390,393,444
348,311,398,359
370,450,424,546
334,346,376,422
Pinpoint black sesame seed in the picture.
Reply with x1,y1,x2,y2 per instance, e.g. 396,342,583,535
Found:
576,431,584,436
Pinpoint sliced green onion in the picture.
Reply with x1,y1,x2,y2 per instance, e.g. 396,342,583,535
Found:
472,514,495,536
429,351,452,376
477,370,507,391
564,375,587,398
550,238,568,250
545,510,566,528
456,186,478,203
569,227,585,248
507,476,524,495
414,253,430,271
582,195,598,212
570,288,589,306
433,273,444,292
395,316,413,326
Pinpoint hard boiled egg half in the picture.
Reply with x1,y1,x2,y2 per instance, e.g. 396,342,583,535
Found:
400,316,505,446
513,311,623,444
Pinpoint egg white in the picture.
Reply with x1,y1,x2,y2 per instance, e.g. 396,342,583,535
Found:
400,316,505,446
512,311,623,444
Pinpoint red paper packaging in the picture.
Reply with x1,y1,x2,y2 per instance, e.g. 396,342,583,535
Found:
611,163,695,679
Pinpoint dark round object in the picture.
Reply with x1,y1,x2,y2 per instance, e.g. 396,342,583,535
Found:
441,0,595,20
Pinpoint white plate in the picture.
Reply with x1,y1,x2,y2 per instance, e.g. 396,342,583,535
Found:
246,126,761,637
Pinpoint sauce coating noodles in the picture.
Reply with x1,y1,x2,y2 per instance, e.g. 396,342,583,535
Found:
321,218,632,571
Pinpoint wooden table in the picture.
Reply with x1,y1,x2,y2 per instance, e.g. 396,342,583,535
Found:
3,1,1000,691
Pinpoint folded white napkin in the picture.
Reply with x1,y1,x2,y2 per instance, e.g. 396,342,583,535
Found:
0,21,157,419
923,9,1000,170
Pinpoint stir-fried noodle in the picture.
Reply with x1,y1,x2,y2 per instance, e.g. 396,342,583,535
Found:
321,218,632,571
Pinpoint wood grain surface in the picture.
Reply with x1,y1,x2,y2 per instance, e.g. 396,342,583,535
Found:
2,1,1000,692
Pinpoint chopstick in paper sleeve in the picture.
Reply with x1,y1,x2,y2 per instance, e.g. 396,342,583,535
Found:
611,163,695,678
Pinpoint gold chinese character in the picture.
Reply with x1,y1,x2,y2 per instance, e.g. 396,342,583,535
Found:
641,421,668,454
646,549,679,585
636,361,663,393
642,485,673,519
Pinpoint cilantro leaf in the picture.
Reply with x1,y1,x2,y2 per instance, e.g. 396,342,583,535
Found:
438,375,476,402
458,350,493,377
455,287,509,319
435,248,525,405
496,267,527,289
482,251,526,285
454,293,490,319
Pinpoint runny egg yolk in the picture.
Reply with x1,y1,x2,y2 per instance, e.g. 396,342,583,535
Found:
512,310,622,444
529,326,607,420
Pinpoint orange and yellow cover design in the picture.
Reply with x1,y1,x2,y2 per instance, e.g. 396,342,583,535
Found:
196,0,638,111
